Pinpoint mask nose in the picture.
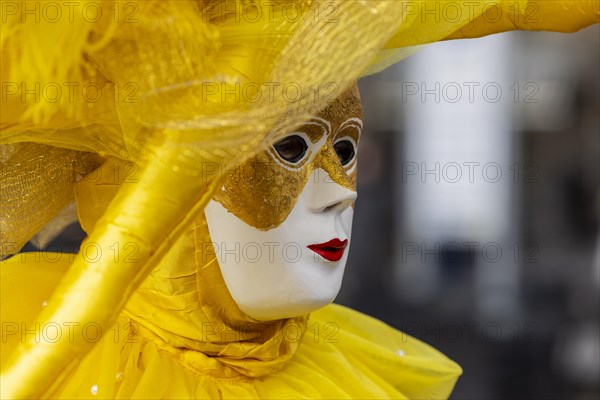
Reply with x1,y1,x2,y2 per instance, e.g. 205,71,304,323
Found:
305,168,357,213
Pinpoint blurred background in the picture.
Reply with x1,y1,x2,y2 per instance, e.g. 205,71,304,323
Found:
337,26,600,399
18,24,599,400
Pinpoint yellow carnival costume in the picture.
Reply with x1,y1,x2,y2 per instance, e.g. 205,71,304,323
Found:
1,1,598,399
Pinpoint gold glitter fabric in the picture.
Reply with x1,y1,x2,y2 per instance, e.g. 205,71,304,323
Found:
1,1,598,398
1,143,102,256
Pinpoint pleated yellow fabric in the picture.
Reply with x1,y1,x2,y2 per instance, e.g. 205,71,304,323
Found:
1,1,598,398
1,253,461,399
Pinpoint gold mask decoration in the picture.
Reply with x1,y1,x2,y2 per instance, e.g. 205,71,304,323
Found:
213,85,362,230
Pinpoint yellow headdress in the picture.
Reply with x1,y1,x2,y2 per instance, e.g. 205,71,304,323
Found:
1,1,598,398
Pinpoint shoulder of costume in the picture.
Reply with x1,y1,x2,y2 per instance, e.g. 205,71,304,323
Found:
306,303,462,398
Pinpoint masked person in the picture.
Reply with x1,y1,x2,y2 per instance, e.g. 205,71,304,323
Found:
1,1,597,399
3,85,464,399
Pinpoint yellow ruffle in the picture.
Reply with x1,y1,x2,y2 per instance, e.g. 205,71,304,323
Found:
1,253,461,399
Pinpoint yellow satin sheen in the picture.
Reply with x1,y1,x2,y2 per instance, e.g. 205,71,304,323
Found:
1,253,461,399
1,1,598,398
366,0,600,74
74,158,311,379
0,161,462,397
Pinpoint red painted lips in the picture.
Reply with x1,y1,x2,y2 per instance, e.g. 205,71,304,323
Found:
307,238,348,262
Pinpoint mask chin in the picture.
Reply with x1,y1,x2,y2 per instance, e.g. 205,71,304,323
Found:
237,291,340,321
204,168,355,321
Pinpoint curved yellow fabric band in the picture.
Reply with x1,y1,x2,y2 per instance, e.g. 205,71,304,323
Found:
1,146,222,399
446,0,600,38
365,0,599,74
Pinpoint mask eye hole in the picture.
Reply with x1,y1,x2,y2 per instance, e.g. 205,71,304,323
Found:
333,139,356,166
273,135,308,164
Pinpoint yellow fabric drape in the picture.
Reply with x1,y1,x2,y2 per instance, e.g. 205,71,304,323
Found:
73,158,309,379
1,1,598,398
366,0,600,74
1,252,462,399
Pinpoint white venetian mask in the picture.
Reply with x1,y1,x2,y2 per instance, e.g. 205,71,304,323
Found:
204,86,363,320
